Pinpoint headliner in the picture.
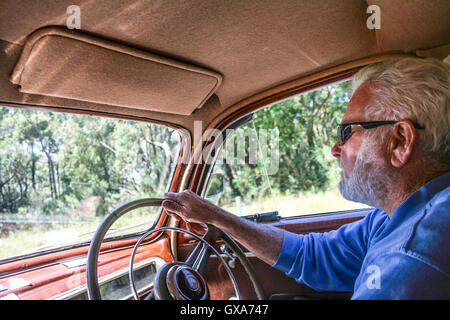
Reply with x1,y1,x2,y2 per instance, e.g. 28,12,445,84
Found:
0,0,449,133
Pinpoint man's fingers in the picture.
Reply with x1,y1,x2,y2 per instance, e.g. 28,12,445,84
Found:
163,192,181,200
162,191,200,222
162,199,184,214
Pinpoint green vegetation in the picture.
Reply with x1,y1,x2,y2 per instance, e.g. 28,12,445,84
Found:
0,109,179,258
209,81,359,215
0,109,180,217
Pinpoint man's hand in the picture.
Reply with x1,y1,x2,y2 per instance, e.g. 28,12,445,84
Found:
162,189,227,225
162,189,284,266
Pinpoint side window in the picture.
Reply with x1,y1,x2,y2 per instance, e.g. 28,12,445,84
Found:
204,80,369,217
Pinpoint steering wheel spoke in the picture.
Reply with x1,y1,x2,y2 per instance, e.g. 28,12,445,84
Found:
187,242,210,272
185,225,218,273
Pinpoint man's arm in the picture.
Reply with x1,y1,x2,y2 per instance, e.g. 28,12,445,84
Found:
162,190,284,266
162,190,386,292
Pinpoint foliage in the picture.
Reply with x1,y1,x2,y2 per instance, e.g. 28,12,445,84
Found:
0,109,180,217
210,81,351,206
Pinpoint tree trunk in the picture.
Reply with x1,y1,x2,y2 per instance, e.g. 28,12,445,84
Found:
223,163,241,197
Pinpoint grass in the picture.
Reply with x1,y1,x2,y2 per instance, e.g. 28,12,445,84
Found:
0,207,160,261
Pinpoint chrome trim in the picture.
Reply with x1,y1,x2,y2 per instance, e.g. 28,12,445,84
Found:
210,251,255,259
279,208,372,223
0,293,19,300
129,227,241,300
61,257,99,268
48,256,166,300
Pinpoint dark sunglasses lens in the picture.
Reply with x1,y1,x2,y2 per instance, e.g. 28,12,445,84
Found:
338,126,348,146
338,125,352,145
337,126,343,145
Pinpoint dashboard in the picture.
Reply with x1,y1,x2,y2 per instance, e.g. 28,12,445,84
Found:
50,257,165,300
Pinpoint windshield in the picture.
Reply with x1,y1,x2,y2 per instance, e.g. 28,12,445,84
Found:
0,106,180,261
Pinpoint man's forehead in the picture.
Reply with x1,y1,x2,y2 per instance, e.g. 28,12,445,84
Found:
342,81,377,123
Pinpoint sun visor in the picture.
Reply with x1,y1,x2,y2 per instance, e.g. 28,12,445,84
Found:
10,27,222,115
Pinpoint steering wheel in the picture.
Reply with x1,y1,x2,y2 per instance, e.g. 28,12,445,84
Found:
86,198,266,300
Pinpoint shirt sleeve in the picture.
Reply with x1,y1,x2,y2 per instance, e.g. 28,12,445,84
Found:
272,210,387,292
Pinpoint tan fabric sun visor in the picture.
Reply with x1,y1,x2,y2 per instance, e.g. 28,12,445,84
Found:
10,27,222,115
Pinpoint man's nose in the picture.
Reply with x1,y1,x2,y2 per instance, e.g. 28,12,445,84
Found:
331,141,341,158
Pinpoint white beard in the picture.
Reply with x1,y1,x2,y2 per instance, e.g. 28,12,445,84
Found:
338,137,396,209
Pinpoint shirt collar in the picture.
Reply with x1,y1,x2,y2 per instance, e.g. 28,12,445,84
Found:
389,171,450,224
423,171,450,196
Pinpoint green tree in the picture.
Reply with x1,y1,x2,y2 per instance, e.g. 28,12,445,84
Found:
213,81,351,205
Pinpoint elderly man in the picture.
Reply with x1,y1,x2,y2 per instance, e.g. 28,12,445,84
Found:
162,57,450,299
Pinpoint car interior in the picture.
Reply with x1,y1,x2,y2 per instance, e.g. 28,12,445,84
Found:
0,0,449,300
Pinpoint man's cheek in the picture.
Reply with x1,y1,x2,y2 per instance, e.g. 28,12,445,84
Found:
338,160,350,179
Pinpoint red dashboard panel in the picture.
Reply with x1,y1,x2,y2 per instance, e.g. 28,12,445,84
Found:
0,236,172,300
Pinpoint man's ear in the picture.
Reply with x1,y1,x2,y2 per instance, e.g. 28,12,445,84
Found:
388,120,417,168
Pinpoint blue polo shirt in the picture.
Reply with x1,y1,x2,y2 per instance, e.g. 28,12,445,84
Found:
273,172,450,299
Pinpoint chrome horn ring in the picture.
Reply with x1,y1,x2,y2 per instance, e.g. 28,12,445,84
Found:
128,226,241,300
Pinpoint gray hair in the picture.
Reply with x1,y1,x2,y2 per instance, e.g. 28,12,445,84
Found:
352,57,450,164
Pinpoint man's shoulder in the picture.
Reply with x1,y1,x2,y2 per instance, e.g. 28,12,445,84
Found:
418,185,450,233
405,186,450,273
429,185,450,210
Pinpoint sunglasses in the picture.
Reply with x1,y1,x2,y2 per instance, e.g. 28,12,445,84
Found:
337,120,424,146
